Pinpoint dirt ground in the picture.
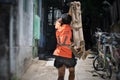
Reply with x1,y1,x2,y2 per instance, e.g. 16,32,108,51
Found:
21,54,116,80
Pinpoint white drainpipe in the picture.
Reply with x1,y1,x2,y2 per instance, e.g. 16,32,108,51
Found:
9,5,16,75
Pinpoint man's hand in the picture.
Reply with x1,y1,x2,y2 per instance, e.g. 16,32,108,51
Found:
55,18,62,29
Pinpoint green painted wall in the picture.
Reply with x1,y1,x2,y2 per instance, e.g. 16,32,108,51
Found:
33,0,40,57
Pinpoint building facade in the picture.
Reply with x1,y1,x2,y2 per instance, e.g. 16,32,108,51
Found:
0,0,34,79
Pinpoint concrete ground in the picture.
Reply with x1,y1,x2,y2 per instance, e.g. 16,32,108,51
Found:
21,54,116,80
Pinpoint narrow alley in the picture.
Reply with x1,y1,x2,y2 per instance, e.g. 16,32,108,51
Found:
21,54,116,80
0,0,120,80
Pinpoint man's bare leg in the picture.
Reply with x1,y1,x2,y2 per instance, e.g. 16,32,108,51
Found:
58,65,65,80
69,67,75,80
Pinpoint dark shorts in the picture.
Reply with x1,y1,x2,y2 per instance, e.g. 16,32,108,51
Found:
54,56,77,68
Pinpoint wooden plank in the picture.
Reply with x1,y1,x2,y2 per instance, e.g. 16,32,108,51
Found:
68,1,90,60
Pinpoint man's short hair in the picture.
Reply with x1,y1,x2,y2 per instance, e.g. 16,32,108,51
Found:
61,13,72,25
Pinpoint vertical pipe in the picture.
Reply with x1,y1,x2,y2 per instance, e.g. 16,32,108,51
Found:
9,5,15,77
39,0,42,18
39,0,44,48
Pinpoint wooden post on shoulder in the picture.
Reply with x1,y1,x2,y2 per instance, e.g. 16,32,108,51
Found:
68,1,91,60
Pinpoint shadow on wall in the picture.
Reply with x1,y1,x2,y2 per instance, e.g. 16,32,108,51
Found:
0,4,10,80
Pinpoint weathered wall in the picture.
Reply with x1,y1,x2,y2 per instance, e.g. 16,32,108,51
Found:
16,0,33,78
10,0,34,79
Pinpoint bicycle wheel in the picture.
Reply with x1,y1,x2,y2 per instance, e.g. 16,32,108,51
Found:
104,49,113,79
93,55,105,71
104,62,112,79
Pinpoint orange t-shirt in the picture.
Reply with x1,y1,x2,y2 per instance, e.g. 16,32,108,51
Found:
53,24,72,58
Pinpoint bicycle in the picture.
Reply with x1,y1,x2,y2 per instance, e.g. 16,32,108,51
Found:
93,31,113,79
93,28,106,71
